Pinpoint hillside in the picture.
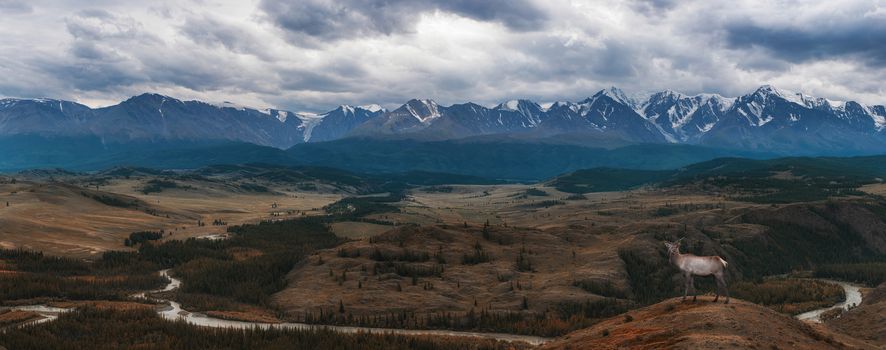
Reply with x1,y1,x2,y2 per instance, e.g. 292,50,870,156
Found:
827,283,886,346
0,135,297,172
550,155,886,200
542,298,878,349
287,139,764,181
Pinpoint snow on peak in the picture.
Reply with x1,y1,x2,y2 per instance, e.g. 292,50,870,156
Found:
212,101,249,111
275,110,289,123
295,112,324,141
700,93,735,111
499,99,520,111
339,105,355,115
0,98,24,109
825,99,845,110
359,104,384,113
598,86,635,106
753,85,813,107
657,89,684,99
404,99,441,123
871,110,886,130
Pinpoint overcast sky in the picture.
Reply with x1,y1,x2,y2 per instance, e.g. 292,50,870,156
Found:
1,0,884,112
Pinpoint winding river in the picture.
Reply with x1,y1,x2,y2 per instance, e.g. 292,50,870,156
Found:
5,273,862,343
795,279,863,323
7,270,550,346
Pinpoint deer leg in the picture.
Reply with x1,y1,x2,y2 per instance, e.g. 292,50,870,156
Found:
716,273,729,304
722,276,730,304
691,276,697,302
713,276,721,302
682,273,690,301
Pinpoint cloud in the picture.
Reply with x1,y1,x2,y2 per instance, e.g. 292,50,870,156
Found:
725,20,886,67
258,0,547,43
0,0,883,112
0,0,32,14
180,15,273,60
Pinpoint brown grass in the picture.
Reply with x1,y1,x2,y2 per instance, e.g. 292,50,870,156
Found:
542,298,869,350
0,178,341,258
0,310,42,327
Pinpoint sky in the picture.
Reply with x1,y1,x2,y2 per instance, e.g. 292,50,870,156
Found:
1,0,885,112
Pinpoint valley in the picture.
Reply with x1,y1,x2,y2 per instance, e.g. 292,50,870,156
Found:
1,159,885,348
4,2,883,349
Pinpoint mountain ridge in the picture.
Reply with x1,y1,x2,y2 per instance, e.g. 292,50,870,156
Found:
2,85,885,155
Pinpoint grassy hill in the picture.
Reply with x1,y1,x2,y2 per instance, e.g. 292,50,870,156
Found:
549,155,886,202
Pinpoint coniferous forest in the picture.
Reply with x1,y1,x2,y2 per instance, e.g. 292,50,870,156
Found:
0,307,518,350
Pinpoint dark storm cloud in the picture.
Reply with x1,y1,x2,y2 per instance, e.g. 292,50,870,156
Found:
1,1,884,110
259,0,547,42
37,9,255,95
725,19,886,67
180,16,269,59
41,56,145,92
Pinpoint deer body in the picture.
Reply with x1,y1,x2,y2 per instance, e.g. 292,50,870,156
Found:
665,240,729,303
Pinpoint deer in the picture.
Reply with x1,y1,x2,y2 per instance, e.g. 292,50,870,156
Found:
664,238,729,304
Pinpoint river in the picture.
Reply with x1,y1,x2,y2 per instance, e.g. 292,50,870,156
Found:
795,279,863,323
5,269,550,346
7,273,860,343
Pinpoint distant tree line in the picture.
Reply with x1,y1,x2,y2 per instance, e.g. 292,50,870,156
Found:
0,249,166,302
300,297,633,337
124,231,163,247
814,262,886,286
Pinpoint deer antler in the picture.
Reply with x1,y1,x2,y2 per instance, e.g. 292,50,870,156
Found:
675,237,685,243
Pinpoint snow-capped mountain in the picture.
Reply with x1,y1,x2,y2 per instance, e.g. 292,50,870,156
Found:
537,88,666,143
0,93,380,148
349,99,442,136
494,99,546,126
697,85,886,154
308,105,384,142
2,85,885,155
639,90,732,142
0,98,94,136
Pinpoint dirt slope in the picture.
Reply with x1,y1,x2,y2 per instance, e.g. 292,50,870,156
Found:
828,283,886,347
542,297,878,350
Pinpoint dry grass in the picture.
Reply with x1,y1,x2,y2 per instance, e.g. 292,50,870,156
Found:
827,283,886,347
272,184,763,324
0,310,42,327
0,178,341,258
329,222,394,239
541,298,873,350
273,223,631,319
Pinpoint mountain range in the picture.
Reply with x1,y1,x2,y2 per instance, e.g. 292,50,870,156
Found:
2,85,885,177
3,85,884,154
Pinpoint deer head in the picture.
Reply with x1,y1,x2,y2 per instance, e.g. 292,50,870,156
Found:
664,238,684,256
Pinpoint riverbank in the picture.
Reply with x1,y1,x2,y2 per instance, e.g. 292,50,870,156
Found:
3,273,867,346
4,269,550,346
795,279,863,323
